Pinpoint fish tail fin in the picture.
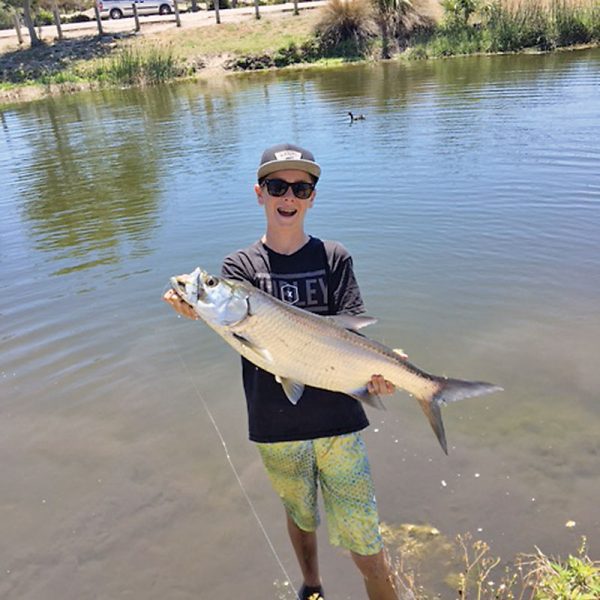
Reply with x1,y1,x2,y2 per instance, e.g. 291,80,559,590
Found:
416,396,448,455
418,379,503,455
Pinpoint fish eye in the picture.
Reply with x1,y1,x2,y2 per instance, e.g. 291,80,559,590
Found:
205,276,219,288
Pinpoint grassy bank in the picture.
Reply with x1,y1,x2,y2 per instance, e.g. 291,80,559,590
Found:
383,524,600,599
0,11,320,102
407,0,600,58
0,0,599,103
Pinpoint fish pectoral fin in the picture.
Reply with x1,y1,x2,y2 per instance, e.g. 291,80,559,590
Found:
328,315,378,331
348,386,386,410
232,333,273,364
276,376,305,405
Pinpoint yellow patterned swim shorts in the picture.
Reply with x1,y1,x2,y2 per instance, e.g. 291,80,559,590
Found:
256,433,383,556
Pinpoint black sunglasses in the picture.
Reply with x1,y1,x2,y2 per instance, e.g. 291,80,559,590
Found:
262,178,315,200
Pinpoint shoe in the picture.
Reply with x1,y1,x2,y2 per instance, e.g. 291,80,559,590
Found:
299,584,324,600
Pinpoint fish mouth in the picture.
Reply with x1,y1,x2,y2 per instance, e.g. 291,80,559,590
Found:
170,273,203,306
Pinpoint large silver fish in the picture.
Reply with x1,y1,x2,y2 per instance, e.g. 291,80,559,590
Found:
170,268,502,454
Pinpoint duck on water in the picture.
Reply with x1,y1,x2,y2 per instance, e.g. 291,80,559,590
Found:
348,111,366,122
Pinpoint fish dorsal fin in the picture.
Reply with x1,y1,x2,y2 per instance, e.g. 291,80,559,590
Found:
232,333,273,364
275,376,305,405
348,386,387,410
328,315,378,331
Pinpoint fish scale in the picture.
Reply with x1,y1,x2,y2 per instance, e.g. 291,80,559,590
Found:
170,269,503,454
234,286,438,398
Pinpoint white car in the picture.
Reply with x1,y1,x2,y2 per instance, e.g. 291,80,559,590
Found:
97,0,185,19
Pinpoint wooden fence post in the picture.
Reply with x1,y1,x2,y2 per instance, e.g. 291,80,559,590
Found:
254,0,260,20
132,2,140,31
173,0,181,27
13,13,23,45
52,1,64,40
293,0,298,15
94,3,104,36
214,0,220,24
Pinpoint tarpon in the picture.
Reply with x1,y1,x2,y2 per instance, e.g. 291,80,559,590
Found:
169,268,502,454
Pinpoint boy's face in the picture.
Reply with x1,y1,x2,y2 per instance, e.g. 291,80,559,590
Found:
255,169,316,230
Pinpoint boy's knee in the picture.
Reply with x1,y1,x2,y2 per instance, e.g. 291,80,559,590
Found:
350,549,390,580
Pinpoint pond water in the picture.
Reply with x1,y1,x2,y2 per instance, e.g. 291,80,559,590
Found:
1,48,599,599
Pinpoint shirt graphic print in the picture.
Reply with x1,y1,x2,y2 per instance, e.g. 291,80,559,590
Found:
254,269,328,313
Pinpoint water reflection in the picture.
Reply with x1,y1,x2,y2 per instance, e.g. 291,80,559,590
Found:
15,94,174,274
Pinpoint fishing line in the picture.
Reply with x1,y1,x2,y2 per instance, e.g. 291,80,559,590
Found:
170,334,299,599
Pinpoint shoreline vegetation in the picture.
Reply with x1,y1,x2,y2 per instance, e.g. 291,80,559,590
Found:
0,0,599,104
382,524,600,599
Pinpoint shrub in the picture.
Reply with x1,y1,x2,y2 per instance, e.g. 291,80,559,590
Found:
273,42,302,67
315,0,378,56
207,0,230,8
0,7,17,30
552,0,592,46
403,43,429,58
35,8,55,26
441,0,479,26
427,25,485,55
65,13,92,23
481,0,550,52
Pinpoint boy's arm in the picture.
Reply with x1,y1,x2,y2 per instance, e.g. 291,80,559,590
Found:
329,252,366,316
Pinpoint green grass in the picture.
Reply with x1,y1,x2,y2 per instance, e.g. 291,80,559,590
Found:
405,0,599,58
80,46,183,86
153,11,320,58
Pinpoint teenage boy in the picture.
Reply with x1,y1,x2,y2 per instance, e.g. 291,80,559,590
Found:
164,143,400,600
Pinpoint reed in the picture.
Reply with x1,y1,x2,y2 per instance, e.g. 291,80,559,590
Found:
100,46,182,86
409,0,599,58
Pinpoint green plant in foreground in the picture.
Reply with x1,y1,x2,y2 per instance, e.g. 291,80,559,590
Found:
383,525,600,600
524,537,600,599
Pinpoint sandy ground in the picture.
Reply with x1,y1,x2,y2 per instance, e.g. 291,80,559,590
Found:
0,1,327,52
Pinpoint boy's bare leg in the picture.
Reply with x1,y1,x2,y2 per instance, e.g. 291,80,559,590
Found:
351,549,399,600
286,512,322,588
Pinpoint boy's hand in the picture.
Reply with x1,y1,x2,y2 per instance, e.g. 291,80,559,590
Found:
163,289,199,320
368,374,395,396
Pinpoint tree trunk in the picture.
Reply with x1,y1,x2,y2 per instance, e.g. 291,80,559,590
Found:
22,0,41,47
379,15,391,59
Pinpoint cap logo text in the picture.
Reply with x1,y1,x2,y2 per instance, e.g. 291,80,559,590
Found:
274,150,302,160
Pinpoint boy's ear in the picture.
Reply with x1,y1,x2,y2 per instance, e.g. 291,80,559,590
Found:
254,182,264,205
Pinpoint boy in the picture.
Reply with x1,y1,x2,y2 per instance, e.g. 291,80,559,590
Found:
164,143,400,600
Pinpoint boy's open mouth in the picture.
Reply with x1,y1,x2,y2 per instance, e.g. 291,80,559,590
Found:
277,207,297,217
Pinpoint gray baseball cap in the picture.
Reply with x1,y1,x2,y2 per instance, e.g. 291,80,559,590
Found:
257,143,321,180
